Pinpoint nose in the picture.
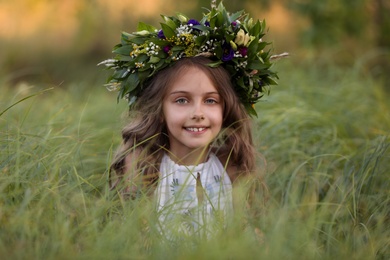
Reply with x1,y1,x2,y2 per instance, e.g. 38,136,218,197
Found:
191,102,205,120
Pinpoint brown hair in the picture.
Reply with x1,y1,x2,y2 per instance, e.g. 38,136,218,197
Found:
110,56,256,197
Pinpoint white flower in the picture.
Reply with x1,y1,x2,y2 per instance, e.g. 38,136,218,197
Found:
97,59,116,67
234,29,251,46
176,24,192,35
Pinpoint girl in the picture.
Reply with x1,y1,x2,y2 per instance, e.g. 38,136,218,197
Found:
101,1,282,237
110,56,257,235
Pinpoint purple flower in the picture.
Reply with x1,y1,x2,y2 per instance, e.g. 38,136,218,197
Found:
231,21,240,30
187,19,200,26
158,29,165,39
239,47,248,56
222,45,234,61
163,45,171,53
205,21,210,27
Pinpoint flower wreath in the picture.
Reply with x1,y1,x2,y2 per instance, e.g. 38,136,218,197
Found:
99,1,287,116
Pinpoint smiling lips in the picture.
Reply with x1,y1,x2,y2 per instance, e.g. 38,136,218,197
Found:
185,127,208,132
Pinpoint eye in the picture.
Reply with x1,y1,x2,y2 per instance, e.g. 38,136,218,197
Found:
205,98,218,104
175,98,188,104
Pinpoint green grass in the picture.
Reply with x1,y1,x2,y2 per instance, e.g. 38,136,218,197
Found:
1,55,389,259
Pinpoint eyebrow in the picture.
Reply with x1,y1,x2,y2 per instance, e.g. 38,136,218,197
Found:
169,90,220,95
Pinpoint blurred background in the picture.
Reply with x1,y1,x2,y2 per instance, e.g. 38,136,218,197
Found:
1,0,389,88
1,2,389,258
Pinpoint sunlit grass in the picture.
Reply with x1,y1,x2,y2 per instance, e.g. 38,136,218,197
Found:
0,55,389,259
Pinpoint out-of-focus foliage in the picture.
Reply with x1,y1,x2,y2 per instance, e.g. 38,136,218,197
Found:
0,0,389,86
288,0,390,48
1,54,389,259
289,0,369,46
285,0,390,88
1,2,389,258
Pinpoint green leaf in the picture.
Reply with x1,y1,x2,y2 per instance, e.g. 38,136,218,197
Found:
157,50,168,59
256,41,268,51
215,10,224,27
209,11,218,28
250,20,261,36
128,96,138,107
135,54,149,63
256,69,273,76
161,16,177,30
117,85,126,101
224,33,235,43
245,103,258,117
264,77,278,85
214,45,223,59
137,22,156,32
247,40,258,58
261,19,267,32
160,23,176,39
248,60,268,71
171,45,185,51
149,39,169,46
195,35,207,46
125,73,140,92
237,77,245,89
149,56,160,64
113,45,133,56
121,32,136,43
228,11,244,23
207,61,223,67
192,24,211,33
115,55,133,62
138,70,149,82
112,68,128,79
0,87,54,117
247,76,254,93
222,8,230,25
128,37,147,45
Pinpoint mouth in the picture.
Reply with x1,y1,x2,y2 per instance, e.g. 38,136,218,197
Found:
184,127,208,132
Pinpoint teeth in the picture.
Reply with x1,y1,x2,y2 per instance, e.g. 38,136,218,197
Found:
187,127,205,132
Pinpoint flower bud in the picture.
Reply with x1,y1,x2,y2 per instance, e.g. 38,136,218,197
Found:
135,30,150,36
247,18,253,28
177,13,188,23
230,40,238,51
234,29,246,46
243,33,251,46
246,36,256,47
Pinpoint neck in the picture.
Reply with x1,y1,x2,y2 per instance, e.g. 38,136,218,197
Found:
168,147,209,166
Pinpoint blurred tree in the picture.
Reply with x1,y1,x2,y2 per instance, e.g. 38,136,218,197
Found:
373,0,390,89
373,0,390,48
286,0,390,88
198,0,246,11
288,0,370,47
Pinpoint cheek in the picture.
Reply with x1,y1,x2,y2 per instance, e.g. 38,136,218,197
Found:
210,107,224,128
162,104,181,128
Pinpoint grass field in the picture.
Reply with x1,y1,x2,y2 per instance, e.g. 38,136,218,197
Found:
1,54,389,259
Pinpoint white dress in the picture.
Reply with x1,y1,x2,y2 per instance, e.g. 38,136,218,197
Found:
155,153,233,238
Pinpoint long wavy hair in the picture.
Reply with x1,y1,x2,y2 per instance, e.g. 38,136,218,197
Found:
110,56,256,198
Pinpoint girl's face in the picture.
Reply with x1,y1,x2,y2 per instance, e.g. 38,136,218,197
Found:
163,67,223,160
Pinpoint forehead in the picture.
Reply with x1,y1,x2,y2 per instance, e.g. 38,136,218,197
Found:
167,66,219,94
